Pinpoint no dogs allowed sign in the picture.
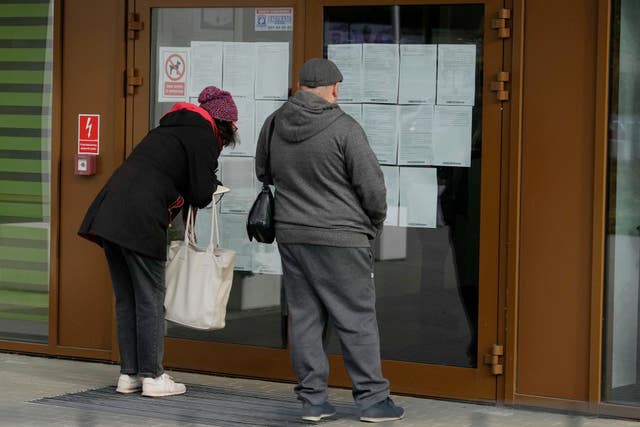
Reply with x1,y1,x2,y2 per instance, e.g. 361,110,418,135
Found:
158,47,190,102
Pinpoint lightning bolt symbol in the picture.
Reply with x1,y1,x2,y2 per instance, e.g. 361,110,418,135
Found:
85,118,93,139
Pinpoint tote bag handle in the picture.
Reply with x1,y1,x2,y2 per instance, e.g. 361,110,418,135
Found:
209,201,220,250
182,197,220,250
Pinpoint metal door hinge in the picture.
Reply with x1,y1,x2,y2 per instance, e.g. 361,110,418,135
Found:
484,344,504,375
490,71,510,102
491,9,511,39
128,13,144,40
126,68,142,96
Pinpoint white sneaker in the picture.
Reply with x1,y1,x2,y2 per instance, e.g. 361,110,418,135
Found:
141,373,186,397
116,374,142,394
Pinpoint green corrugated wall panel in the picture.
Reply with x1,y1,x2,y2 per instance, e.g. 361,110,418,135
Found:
0,247,47,262
0,268,47,285
0,290,48,306
0,196,48,206
0,137,48,150
0,94,51,107
0,181,48,196
0,115,48,129
0,224,47,240
0,48,50,62
0,159,48,173
0,4,51,17
0,26,48,39
0,202,44,218
0,312,47,322
0,1,52,336
0,71,51,84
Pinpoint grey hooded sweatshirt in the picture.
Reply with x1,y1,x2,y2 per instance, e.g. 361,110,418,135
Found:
255,91,386,247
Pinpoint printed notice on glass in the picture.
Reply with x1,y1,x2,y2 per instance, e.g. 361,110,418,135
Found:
223,97,255,157
398,45,437,105
252,242,282,275
255,42,289,100
362,44,399,104
255,100,285,141
399,167,437,228
398,105,435,166
340,103,362,126
255,8,293,32
381,166,400,226
189,41,223,97
222,42,256,98
219,213,253,271
362,104,398,165
158,47,190,102
432,105,472,167
219,157,255,213
328,44,362,103
436,44,476,106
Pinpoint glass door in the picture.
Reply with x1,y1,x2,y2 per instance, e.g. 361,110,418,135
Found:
130,0,504,401
603,0,640,407
149,6,293,350
131,0,304,381
321,3,484,368
306,0,504,401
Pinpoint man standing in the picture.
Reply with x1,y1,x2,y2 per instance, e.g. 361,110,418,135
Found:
255,58,405,423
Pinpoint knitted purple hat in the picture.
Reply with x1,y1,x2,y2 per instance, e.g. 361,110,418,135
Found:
198,86,238,122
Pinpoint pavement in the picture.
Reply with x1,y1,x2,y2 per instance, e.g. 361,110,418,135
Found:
1,352,638,427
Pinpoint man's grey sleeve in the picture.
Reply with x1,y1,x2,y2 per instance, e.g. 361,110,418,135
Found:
255,114,273,185
343,123,387,231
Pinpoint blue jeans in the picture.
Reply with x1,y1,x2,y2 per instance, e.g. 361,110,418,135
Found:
103,240,165,378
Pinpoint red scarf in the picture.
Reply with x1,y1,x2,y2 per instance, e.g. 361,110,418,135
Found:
164,102,222,149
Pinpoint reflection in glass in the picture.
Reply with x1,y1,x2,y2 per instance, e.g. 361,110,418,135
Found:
324,5,483,367
0,0,53,343
151,8,293,348
603,0,640,406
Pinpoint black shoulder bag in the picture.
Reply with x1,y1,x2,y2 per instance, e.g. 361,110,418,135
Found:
246,116,276,243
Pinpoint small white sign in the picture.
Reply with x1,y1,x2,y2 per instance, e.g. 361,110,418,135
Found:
255,8,293,32
158,47,190,102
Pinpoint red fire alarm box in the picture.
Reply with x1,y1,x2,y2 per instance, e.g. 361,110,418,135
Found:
74,153,97,176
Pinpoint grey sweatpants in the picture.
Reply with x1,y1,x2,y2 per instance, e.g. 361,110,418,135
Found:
279,243,390,410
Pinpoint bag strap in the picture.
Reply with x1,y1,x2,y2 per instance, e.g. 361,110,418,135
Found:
182,204,219,249
209,201,220,249
183,206,196,244
264,114,277,188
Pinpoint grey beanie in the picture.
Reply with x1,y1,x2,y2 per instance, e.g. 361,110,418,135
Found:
299,58,343,88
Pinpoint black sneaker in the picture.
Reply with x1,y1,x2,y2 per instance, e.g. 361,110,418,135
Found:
301,401,336,422
360,398,405,423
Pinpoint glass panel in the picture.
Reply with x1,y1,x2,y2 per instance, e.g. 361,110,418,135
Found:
603,0,640,406
150,7,294,348
0,0,53,343
323,4,483,367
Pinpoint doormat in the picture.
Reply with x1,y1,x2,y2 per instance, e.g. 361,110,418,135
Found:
32,383,354,426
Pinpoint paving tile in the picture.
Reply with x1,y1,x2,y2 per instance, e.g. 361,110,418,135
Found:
1,352,637,427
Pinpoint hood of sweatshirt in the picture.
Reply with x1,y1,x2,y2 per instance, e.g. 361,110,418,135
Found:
274,91,344,143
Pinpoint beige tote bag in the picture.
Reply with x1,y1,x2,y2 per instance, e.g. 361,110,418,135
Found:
164,204,236,330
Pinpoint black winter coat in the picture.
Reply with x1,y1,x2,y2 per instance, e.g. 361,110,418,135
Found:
78,108,220,260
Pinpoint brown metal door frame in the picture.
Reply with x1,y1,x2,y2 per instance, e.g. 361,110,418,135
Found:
128,0,505,402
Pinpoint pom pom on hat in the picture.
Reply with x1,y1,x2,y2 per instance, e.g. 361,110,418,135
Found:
198,86,238,122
